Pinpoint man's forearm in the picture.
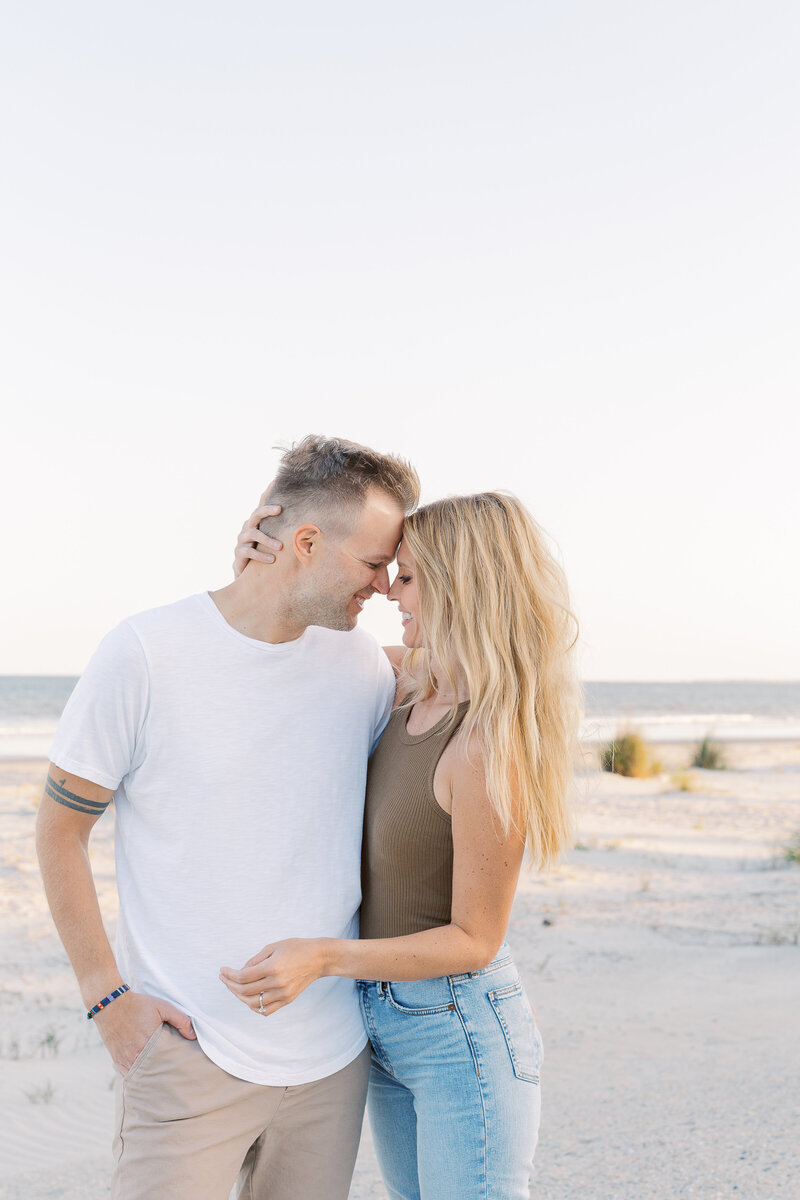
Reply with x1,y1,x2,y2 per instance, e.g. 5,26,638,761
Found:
36,821,123,1007
36,778,196,1073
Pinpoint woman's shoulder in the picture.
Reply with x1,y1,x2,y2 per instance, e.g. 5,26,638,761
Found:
382,646,411,710
441,718,488,787
382,644,406,674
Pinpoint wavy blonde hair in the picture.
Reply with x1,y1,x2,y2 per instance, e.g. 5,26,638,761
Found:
399,493,581,869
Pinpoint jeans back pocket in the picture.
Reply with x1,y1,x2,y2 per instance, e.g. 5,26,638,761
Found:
487,982,543,1084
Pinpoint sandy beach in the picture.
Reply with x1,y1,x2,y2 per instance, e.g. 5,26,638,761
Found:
1,742,798,1200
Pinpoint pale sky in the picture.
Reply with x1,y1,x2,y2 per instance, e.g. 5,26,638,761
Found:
2,1,798,679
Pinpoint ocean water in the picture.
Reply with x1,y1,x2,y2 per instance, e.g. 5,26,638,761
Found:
0,676,79,759
581,680,800,743
1,677,800,760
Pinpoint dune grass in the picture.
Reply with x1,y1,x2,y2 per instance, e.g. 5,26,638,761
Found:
783,832,800,864
600,732,661,778
692,736,727,770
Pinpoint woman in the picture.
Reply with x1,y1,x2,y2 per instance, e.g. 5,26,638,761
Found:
222,491,580,1199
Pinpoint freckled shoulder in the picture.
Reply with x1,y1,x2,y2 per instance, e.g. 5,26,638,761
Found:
429,720,483,817
382,645,406,675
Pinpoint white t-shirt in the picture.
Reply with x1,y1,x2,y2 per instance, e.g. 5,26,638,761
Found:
50,592,395,1085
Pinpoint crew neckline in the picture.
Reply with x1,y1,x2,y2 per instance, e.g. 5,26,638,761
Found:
200,591,310,653
398,699,470,744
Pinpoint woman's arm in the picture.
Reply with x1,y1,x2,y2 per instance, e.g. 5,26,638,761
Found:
220,739,525,1015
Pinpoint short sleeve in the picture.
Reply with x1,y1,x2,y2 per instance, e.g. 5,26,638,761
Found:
370,646,397,754
49,620,150,791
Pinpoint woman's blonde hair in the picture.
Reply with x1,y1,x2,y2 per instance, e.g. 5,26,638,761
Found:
399,493,581,869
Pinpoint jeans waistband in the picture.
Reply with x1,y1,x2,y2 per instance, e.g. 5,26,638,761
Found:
447,943,512,983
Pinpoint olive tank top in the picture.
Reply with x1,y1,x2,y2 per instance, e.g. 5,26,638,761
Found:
360,699,470,940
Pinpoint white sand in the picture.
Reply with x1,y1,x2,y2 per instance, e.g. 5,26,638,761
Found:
1,743,798,1199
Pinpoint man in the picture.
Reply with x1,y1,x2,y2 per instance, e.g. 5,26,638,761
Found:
36,435,419,1200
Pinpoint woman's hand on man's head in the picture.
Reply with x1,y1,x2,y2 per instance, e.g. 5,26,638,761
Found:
232,487,283,578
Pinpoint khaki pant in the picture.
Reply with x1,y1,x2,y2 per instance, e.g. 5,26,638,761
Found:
112,1024,371,1200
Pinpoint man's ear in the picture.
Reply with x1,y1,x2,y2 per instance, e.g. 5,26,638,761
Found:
293,524,322,564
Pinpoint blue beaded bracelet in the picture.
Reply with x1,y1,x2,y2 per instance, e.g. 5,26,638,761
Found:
87,984,130,1020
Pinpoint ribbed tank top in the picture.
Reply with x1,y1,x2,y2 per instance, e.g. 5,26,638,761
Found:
360,699,470,940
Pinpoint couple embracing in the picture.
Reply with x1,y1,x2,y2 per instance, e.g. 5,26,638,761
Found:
37,434,580,1200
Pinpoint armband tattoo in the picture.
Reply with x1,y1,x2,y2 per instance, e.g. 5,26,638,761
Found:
46,774,110,816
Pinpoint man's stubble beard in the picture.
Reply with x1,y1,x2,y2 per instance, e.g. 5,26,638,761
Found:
288,576,357,633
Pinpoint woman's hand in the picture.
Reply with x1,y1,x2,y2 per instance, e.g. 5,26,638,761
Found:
219,938,328,1017
233,487,283,578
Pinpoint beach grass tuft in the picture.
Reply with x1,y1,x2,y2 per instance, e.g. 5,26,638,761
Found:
600,732,660,778
692,736,727,770
38,1026,61,1058
760,924,800,946
783,832,800,865
25,1080,55,1104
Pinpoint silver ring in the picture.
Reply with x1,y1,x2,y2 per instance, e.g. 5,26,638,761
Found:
258,991,265,1014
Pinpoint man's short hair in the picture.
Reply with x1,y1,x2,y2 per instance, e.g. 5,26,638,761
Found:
261,435,420,537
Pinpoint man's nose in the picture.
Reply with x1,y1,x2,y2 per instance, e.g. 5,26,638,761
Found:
373,565,391,595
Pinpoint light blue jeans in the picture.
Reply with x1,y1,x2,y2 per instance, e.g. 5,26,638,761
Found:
357,946,542,1200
